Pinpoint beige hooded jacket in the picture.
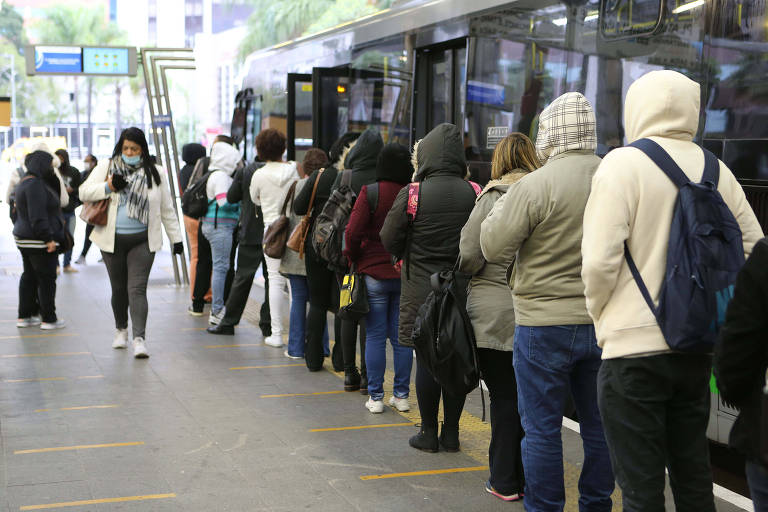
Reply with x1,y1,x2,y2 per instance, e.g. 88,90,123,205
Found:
581,70,763,359
480,92,600,326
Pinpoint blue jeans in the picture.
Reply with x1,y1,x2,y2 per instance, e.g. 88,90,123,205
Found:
62,212,76,266
201,222,235,315
286,275,329,357
748,461,768,512
513,325,614,512
364,276,412,401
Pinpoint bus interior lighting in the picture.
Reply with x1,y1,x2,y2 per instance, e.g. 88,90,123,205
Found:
672,0,705,14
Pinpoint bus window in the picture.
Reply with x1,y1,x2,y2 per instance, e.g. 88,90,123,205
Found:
600,0,665,39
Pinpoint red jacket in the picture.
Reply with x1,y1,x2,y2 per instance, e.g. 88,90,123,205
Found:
344,180,404,280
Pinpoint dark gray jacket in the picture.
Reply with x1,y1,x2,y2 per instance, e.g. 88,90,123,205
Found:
227,161,265,245
331,128,382,194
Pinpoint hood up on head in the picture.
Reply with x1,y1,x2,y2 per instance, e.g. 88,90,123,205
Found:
209,141,241,176
25,142,61,170
412,123,466,181
24,150,54,178
535,92,596,164
343,128,383,172
182,143,206,165
624,70,700,143
376,142,413,185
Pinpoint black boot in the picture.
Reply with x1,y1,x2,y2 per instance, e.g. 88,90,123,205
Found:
359,367,368,395
409,426,439,453
344,366,360,392
439,424,460,452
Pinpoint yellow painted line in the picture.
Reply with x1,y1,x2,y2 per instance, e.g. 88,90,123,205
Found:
35,405,118,413
230,363,304,370
360,466,488,481
0,333,77,340
19,493,176,510
261,390,346,398
14,441,144,455
0,352,90,359
310,422,415,432
4,377,67,383
205,343,262,348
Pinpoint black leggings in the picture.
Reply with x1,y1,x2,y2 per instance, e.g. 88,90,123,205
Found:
340,315,366,374
304,243,337,370
415,361,466,429
80,224,95,256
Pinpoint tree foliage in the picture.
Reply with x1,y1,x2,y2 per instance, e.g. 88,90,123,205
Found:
0,0,27,52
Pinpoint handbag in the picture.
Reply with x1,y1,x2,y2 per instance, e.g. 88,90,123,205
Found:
287,168,324,259
79,171,111,226
263,181,297,259
338,265,369,321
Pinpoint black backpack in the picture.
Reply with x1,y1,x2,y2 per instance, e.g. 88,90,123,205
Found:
181,170,214,219
411,265,480,397
312,170,357,273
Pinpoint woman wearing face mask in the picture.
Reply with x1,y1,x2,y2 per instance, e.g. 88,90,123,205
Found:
75,154,97,264
80,128,184,358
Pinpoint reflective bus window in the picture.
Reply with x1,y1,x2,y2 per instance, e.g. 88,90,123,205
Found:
600,0,664,38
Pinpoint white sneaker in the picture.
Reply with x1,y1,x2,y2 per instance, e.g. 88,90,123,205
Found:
188,305,204,317
284,350,302,360
40,319,66,330
133,337,149,358
112,329,128,349
16,316,41,328
389,396,410,412
264,335,283,347
209,309,224,325
75,255,86,265
365,398,385,414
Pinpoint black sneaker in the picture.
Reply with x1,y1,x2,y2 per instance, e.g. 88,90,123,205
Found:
188,305,204,317
409,426,439,453
439,424,460,452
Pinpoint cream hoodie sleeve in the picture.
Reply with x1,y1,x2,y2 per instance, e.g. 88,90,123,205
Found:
157,167,183,245
480,179,542,264
581,150,635,321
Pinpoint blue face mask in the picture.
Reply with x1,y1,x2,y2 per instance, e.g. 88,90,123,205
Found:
121,154,141,166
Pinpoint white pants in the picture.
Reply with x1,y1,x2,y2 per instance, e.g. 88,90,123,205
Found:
264,253,288,337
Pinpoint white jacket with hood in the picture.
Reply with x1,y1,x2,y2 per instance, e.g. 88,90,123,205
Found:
249,160,298,227
205,141,242,206
581,70,763,359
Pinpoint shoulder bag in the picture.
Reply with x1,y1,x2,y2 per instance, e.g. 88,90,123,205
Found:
263,181,298,259
338,264,369,321
287,168,324,259
79,170,111,226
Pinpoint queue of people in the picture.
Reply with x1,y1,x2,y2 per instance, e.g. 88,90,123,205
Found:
9,68,768,511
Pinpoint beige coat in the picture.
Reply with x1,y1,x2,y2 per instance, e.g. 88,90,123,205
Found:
582,70,763,359
459,172,527,351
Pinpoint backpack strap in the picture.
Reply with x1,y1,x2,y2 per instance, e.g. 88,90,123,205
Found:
629,138,690,189
341,169,352,188
367,183,379,216
406,182,420,220
469,181,482,195
701,149,720,188
623,242,659,319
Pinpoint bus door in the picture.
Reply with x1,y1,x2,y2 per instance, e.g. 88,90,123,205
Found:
231,89,262,162
287,73,312,162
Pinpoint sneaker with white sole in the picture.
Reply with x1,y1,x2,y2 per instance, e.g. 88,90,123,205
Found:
40,319,66,330
209,309,224,325
284,350,302,359
75,255,86,265
264,335,283,347
188,305,204,317
133,337,149,358
112,329,128,349
389,396,410,412
16,316,42,328
365,398,385,414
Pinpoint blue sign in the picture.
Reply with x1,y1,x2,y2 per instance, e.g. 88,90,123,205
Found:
34,46,82,74
154,115,172,128
83,47,130,75
467,80,506,107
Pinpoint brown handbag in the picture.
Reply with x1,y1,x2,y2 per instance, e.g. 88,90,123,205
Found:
263,181,297,259
79,171,111,226
286,168,324,259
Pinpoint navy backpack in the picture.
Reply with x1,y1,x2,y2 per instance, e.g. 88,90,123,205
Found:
624,138,745,353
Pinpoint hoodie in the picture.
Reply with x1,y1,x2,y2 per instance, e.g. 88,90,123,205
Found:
480,92,601,326
582,70,763,359
6,142,69,208
204,142,242,227
331,128,383,194
179,143,206,192
13,151,65,249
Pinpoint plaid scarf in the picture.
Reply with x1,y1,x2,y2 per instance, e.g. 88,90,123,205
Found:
535,92,596,164
109,156,150,225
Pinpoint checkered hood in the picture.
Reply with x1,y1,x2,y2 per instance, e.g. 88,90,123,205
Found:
535,92,596,163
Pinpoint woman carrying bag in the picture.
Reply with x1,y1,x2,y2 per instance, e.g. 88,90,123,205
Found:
80,127,184,358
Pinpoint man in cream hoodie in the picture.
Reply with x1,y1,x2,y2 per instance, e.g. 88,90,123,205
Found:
481,92,614,512
582,70,763,511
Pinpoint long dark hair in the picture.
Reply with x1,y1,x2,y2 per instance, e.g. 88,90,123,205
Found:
112,127,162,188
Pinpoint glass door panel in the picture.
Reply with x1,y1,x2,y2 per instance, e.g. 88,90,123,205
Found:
287,73,312,162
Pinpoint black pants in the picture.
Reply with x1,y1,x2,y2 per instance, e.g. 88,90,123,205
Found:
415,360,466,429
18,248,58,323
193,223,236,308
258,251,271,336
478,348,525,495
304,243,337,371
341,316,366,375
80,224,95,256
220,244,264,328
598,353,716,512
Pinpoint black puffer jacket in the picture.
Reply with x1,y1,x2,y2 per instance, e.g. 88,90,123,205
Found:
227,161,265,245
715,237,768,467
331,128,382,194
380,123,477,347
13,151,65,247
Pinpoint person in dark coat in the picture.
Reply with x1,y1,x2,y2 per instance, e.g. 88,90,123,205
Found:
179,143,206,193
55,149,80,273
380,123,477,453
76,154,98,264
294,132,360,372
715,237,768,510
331,128,383,392
344,142,413,413
13,150,66,329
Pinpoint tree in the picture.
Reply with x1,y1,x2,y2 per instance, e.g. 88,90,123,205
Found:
0,0,27,52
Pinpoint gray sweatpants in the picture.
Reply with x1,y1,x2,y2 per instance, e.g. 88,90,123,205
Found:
101,231,156,339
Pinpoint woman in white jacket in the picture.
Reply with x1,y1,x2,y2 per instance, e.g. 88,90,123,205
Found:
80,127,183,358
249,129,298,348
